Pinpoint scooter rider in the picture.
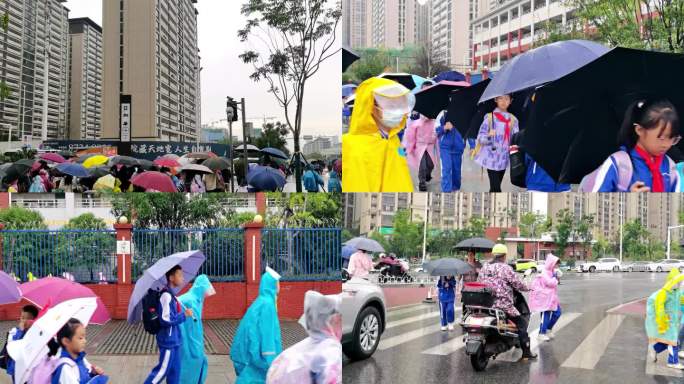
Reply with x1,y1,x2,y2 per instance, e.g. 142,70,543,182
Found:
478,244,538,361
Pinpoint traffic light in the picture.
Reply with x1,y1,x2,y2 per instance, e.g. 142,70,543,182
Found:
226,97,239,122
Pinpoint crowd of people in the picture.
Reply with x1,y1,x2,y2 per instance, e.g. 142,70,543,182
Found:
342,69,681,193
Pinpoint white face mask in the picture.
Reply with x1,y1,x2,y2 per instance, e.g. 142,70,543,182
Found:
379,109,406,129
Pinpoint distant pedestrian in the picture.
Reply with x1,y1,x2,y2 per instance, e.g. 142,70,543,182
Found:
529,254,562,342
437,276,457,331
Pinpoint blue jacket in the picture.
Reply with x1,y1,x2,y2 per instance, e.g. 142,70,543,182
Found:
156,288,186,349
179,275,212,384
303,170,324,192
327,171,342,192
51,349,98,384
437,276,457,303
230,271,282,384
435,115,465,154
5,327,24,378
525,154,571,192
593,147,680,192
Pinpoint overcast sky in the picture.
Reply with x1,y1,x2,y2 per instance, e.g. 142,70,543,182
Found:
64,0,341,139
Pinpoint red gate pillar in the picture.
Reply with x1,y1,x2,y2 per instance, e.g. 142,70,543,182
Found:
114,222,133,285
255,192,266,215
244,221,264,308
0,193,9,209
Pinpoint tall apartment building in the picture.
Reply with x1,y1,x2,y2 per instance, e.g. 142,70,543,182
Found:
345,0,431,50
547,193,681,243
0,0,70,141
102,0,201,143
464,0,577,71
68,18,102,140
430,0,470,70
347,192,533,234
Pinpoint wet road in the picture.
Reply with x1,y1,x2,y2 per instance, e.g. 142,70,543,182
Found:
343,272,680,384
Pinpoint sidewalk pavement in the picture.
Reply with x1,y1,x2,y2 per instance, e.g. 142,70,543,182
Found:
0,319,308,384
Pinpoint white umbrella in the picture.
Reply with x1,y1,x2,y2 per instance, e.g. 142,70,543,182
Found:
8,297,97,384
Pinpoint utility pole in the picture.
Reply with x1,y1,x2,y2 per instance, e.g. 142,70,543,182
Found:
226,97,236,192
422,194,430,265
241,98,248,186
667,225,684,260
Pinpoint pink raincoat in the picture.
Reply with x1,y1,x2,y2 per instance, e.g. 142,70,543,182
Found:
347,251,373,279
403,115,439,171
528,254,560,313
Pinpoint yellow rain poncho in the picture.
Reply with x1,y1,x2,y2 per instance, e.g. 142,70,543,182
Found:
645,268,684,345
342,77,414,192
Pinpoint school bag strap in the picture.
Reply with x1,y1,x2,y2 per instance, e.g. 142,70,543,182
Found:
470,113,493,160
578,150,633,192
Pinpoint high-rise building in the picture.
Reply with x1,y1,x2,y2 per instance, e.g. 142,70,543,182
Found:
0,0,70,142
102,0,201,143
343,0,371,49
68,18,102,140
430,0,470,70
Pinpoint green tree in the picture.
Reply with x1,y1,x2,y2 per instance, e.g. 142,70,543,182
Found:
254,121,290,157
0,207,47,280
0,207,46,229
55,213,116,282
238,0,341,192
265,192,342,227
575,214,595,259
376,210,424,259
553,209,574,258
592,235,612,259
519,212,546,238
622,219,651,260
408,44,451,78
465,216,487,238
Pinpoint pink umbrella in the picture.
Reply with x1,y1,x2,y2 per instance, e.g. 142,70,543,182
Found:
39,153,66,164
131,171,177,192
19,277,111,325
153,157,181,168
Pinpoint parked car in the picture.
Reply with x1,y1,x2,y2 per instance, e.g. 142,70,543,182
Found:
648,259,684,273
577,258,621,273
341,276,387,361
621,261,651,272
508,259,538,273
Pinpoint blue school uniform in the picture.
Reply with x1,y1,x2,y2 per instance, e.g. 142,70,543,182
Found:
437,276,457,326
436,115,465,192
525,154,571,192
592,147,680,192
144,287,186,384
5,327,25,383
51,349,107,384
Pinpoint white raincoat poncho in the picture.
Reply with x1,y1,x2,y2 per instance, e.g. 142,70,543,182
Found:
266,291,342,384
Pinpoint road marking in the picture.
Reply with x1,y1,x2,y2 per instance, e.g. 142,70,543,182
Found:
607,297,647,313
497,312,581,362
421,333,466,355
387,312,441,329
561,313,624,370
387,304,437,317
378,323,444,351
645,345,684,377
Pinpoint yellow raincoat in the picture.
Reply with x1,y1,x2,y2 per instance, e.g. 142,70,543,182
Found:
645,268,684,345
342,77,414,192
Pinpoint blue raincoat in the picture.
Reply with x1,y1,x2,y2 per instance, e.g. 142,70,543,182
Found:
178,275,214,384
230,271,282,384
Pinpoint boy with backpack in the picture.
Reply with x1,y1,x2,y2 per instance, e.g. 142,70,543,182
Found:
1,305,39,383
144,265,193,384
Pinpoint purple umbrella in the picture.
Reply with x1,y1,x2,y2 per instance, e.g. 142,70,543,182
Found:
433,71,466,83
0,271,21,305
127,250,205,324
479,39,609,103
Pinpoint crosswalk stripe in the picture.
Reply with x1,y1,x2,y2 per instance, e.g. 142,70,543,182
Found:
387,304,437,317
497,312,581,362
561,313,625,370
378,323,444,351
386,312,441,330
645,345,683,378
421,333,466,355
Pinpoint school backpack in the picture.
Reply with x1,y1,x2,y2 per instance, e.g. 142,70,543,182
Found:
142,288,167,335
579,151,633,192
302,171,318,192
509,131,527,188
28,354,74,384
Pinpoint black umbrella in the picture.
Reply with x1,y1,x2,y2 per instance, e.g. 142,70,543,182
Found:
414,81,470,119
202,157,230,171
522,47,684,184
378,73,416,90
109,155,139,167
261,147,289,160
462,87,535,140
3,160,34,182
343,46,360,72
137,159,156,170
454,237,495,253
423,258,473,276
85,166,111,179
446,79,491,137
58,150,76,159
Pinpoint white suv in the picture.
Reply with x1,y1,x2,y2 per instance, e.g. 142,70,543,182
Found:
341,277,387,361
578,258,621,273
649,259,684,273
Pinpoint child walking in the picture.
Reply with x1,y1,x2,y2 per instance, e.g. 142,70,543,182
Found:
437,276,457,331
529,254,562,342
2,305,38,384
588,99,680,192
49,318,107,383
436,114,465,192
646,269,684,370
474,95,519,192
144,265,193,384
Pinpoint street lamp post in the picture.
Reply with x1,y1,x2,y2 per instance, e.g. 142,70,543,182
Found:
619,199,623,263
226,100,235,193
666,225,684,260
422,194,430,265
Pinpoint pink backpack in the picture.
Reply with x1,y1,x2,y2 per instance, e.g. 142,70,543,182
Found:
579,151,633,192
28,355,74,384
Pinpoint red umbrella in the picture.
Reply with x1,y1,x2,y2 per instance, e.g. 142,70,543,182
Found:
131,171,177,192
39,153,66,164
19,277,111,325
153,157,181,168
185,152,217,159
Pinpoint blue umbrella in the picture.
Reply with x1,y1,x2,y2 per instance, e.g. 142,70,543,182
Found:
344,237,385,253
342,245,356,260
342,84,357,98
411,75,428,92
261,147,289,160
247,165,286,191
433,71,466,83
479,39,609,103
56,163,90,178
127,250,206,324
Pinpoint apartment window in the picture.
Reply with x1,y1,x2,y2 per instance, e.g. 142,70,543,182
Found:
511,8,519,19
